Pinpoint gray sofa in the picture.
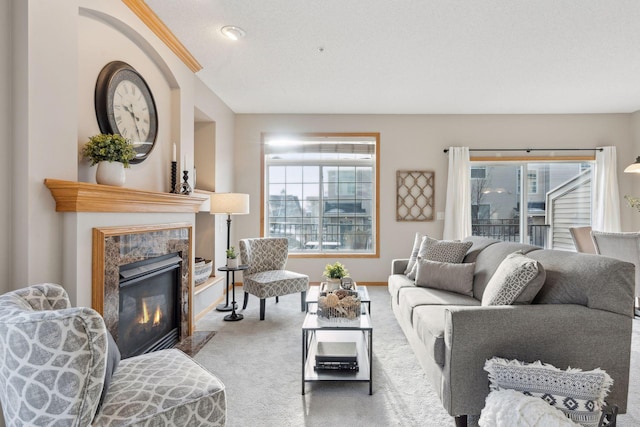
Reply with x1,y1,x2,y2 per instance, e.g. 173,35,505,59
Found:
388,236,635,425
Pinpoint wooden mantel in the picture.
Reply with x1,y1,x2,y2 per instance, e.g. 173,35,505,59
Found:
44,179,207,213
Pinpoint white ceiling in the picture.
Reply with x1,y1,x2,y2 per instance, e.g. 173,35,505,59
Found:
146,0,640,115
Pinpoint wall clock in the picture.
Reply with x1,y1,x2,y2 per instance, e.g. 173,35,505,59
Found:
95,61,158,164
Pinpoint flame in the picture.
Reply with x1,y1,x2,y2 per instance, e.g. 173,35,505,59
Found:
139,300,150,324
138,299,162,326
153,306,161,326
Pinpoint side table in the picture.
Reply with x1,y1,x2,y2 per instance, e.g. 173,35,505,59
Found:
218,265,248,321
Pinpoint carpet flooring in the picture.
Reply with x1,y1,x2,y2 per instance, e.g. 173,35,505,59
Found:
195,287,640,427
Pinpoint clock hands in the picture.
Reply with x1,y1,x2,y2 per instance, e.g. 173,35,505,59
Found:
123,104,142,141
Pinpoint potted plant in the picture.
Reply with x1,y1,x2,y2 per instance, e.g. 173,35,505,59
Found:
226,247,238,268
81,134,136,186
323,261,348,291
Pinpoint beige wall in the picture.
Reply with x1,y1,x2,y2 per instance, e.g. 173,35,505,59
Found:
5,0,234,293
236,113,637,283
1,1,11,298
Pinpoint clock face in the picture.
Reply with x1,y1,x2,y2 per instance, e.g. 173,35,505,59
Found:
95,61,158,164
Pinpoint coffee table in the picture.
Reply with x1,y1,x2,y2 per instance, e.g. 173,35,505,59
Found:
302,295,373,395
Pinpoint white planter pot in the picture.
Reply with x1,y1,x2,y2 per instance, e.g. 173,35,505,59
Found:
96,161,126,186
227,258,238,269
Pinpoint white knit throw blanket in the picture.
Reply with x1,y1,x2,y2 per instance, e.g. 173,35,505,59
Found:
479,389,582,427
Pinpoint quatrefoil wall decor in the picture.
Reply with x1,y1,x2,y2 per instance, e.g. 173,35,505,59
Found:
396,170,435,221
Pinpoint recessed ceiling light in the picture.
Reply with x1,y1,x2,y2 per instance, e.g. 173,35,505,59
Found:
221,26,246,41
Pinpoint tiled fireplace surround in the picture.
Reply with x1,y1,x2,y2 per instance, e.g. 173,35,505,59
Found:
45,179,209,351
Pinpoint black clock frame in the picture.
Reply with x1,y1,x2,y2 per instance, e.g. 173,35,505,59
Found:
95,61,158,164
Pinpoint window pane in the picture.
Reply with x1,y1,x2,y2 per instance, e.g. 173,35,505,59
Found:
471,161,593,250
264,134,377,254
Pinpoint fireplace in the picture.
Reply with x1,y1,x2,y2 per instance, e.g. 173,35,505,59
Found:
92,223,193,353
118,253,182,358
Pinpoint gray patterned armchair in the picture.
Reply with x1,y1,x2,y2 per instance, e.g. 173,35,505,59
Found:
0,283,226,426
239,238,309,320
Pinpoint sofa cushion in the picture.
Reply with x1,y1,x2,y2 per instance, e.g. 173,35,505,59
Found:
397,287,480,328
481,252,543,306
415,259,475,297
407,237,473,280
484,357,613,427
412,305,448,367
388,273,416,305
405,232,426,275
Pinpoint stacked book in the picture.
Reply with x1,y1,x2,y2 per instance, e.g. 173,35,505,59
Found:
315,341,358,372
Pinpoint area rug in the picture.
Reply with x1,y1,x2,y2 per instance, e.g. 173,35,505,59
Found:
194,286,640,427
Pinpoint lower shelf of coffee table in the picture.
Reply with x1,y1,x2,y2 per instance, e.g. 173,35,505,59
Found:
303,330,371,383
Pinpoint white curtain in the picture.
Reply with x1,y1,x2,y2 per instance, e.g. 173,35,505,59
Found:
592,146,621,232
443,147,472,240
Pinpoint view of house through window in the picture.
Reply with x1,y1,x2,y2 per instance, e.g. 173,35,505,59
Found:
263,133,378,255
471,161,593,250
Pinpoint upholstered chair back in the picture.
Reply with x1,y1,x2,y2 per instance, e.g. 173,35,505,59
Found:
0,283,107,426
239,238,289,275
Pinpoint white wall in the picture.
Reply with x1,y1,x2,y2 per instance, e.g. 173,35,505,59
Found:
235,113,636,283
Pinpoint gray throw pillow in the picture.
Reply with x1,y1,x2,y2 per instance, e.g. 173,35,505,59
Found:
407,237,472,280
414,259,476,297
482,252,542,306
97,330,121,411
404,232,426,275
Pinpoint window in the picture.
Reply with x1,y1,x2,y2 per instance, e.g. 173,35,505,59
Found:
262,133,379,256
470,160,594,250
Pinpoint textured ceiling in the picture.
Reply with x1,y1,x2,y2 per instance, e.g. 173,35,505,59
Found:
146,0,640,114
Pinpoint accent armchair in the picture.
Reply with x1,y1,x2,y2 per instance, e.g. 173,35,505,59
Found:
0,283,226,426
239,237,309,320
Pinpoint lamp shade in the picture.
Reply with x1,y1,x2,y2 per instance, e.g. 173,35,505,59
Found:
209,193,250,215
625,156,640,173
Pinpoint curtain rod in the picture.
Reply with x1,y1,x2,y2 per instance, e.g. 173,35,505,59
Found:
443,148,603,153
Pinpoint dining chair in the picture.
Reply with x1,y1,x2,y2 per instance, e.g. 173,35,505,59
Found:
569,226,597,254
591,230,640,317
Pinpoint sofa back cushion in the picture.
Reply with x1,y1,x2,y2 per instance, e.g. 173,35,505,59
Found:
465,240,541,300
527,249,635,317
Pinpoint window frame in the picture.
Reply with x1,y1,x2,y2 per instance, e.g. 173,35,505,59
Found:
261,132,380,259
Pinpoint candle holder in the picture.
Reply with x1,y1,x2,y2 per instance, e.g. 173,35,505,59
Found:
176,170,192,195
170,161,178,193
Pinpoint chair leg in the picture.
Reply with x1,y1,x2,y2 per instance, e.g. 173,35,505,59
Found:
301,291,306,312
276,296,279,303
260,299,266,320
242,292,249,310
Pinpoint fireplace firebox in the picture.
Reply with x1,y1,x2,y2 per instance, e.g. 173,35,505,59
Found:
118,253,182,358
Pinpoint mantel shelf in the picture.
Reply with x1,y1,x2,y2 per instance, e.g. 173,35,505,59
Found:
44,179,207,213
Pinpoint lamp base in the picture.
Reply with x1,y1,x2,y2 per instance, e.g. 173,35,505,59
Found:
215,302,237,312
224,312,244,322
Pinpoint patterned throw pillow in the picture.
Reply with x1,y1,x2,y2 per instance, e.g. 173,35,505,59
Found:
482,252,540,306
484,357,613,427
404,232,426,275
414,259,476,296
407,237,472,280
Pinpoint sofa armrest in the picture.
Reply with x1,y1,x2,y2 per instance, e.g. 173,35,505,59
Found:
391,259,409,275
441,304,632,417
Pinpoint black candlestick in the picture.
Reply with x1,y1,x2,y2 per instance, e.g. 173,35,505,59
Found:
170,161,177,193
176,170,192,195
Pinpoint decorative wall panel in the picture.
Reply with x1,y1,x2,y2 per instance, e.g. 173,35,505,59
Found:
396,170,434,221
